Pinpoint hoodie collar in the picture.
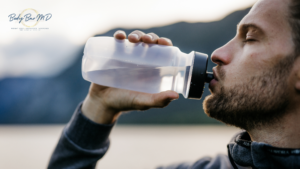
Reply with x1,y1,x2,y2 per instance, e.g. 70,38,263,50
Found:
227,131,300,169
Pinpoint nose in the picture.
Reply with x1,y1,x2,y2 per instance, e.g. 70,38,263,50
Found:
211,41,234,66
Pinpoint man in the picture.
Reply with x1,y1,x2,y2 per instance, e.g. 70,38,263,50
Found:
48,0,300,168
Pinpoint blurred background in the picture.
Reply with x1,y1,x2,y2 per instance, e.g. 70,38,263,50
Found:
0,0,256,168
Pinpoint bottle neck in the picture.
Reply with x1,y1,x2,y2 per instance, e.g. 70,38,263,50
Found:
175,50,194,67
173,51,194,97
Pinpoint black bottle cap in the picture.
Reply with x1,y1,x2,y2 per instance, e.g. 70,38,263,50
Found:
187,52,213,100
205,72,214,83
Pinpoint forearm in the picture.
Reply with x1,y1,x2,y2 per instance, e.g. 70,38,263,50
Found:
48,102,114,169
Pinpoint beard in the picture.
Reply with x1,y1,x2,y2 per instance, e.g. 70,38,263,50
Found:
203,55,295,131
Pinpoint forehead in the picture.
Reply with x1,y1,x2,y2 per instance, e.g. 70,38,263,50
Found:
239,0,291,36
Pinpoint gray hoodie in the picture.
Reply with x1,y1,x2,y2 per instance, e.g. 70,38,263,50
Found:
48,103,300,169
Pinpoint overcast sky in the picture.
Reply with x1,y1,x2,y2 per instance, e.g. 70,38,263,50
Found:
0,0,257,79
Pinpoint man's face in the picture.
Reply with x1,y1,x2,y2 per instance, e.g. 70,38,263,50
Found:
203,0,296,130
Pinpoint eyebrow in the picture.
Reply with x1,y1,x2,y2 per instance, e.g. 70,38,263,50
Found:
237,23,265,34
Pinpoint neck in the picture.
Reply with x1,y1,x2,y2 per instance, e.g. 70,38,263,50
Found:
248,106,300,148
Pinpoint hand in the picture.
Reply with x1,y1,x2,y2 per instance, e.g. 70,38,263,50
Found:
81,30,179,124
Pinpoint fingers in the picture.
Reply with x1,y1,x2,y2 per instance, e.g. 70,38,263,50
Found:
113,30,127,40
128,30,145,43
157,37,173,46
150,91,179,108
127,30,173,46
141,33,159,44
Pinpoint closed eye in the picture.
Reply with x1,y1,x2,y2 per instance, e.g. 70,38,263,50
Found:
243,38,256,43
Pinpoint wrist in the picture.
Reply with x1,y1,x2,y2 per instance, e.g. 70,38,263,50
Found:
81,94,121,124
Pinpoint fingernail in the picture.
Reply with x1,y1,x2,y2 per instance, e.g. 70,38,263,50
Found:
117,31,124,35
166,38,172,44
145,34,153,41
130,34,139,40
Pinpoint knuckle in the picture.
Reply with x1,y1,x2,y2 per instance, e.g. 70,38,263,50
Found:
130,96,149,110
132,30,144,35
162,37,172,44
149,32,158,38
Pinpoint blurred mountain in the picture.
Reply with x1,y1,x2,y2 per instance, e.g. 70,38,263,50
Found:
0,34,81,79
0,7,250,124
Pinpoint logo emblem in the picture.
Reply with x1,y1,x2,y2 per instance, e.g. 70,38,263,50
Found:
20,8,40,27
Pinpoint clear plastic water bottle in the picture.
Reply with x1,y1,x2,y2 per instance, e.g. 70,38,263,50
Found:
82,36,213,99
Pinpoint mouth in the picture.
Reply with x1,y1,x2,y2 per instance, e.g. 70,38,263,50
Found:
209,68,219,89
212,68,219,81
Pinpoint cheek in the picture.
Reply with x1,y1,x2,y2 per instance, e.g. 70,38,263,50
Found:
248,53,268,69
240,45,275,74
221,38,294,88
244,44,272,66
223,51,269,87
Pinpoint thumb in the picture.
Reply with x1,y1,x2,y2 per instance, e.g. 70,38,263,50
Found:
152,90,179,103
132,90,179,110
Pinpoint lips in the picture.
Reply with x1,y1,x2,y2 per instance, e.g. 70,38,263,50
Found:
212,68,219,81
209,68,219,90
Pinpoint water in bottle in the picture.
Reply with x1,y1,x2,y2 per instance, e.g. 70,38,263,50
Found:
82,36,213,99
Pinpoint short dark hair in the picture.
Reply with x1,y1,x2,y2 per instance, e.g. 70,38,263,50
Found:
289,0,300,56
